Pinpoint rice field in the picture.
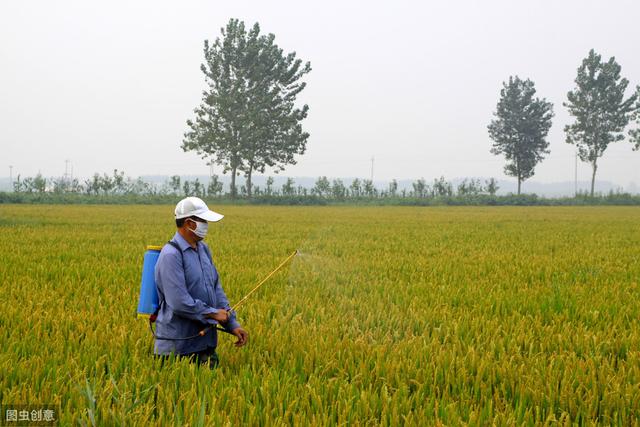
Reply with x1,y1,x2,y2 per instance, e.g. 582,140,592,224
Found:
0,204,639,425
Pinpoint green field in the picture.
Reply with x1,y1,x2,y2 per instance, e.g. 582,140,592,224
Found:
0,205,639,425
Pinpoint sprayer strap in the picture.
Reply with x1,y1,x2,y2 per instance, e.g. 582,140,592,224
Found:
166,240,186,282
152,240,184,317
166,240,182,258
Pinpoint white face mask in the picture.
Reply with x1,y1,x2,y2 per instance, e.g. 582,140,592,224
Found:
188,219,208,239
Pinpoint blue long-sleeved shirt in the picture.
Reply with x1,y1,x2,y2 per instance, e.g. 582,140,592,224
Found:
154,231,240,355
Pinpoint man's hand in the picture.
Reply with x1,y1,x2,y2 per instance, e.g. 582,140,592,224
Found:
209,309,229,323
232,327,248,347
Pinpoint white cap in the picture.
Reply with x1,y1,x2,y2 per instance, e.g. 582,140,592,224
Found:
174,197,224,222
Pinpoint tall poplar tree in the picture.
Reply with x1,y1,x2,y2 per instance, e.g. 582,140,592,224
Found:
183,19,311,197
564,50,637,196
488,76,554,194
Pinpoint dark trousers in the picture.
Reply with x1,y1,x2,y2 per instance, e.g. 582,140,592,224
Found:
157,347,219,369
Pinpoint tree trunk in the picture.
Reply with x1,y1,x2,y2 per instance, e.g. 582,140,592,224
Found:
230,167,237,198
515,157,521,195
246,164,253,199
590,160,598,197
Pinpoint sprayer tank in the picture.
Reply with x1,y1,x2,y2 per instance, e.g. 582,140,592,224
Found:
136,245,162,318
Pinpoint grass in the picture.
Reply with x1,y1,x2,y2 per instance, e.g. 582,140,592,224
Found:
0,205,639,425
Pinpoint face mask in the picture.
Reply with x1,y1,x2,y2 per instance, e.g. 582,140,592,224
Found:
188,219,208,239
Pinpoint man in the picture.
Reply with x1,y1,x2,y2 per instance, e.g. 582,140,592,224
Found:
154,196,248,368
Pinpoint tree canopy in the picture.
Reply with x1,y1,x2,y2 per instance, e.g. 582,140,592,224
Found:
564,49,637,196
488,76,554,194
183,19,311,197
630,86,640,151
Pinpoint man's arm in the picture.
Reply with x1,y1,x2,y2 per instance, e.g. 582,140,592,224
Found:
213,274,241,331
201,244,248,346
156,250,219,324
214,274,248,347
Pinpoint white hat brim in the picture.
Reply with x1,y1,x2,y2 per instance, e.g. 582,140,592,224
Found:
195,210,224,222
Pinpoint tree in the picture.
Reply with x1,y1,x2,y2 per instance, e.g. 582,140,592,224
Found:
630,86,640,151
207,175,223,196
52,177,68,194
313,176,330,197
33,173,47,193
98,174,112,194
349,179,362,197
432,176,453,197
169,176,181,195
182,181,192,197
112,169,126,194
265,177,275,196
13,175,21,192
183,19,311,198
488,76,554,195
362,179,377,197
128,177,154,196
564,50,637,196
331,179,346,199
484,178,499,196
282,178,295,196
192,179,204,197
457,178,483,196
388,179,398,197
85,174,100,195
412,178,428,198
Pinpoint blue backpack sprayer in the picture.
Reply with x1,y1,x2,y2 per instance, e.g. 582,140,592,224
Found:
137,244,298,340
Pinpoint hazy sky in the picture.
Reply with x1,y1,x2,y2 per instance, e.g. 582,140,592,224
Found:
2,0,639,186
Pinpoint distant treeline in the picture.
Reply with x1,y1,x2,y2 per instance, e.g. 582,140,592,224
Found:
2,191,640,207
8,170,498,198
3,170,640,206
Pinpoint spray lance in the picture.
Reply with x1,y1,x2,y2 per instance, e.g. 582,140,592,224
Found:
137,248,298,341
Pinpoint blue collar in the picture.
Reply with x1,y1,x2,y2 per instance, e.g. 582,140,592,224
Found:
172,231,196,252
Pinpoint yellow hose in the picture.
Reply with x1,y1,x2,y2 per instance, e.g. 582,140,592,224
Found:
232,250,298,311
